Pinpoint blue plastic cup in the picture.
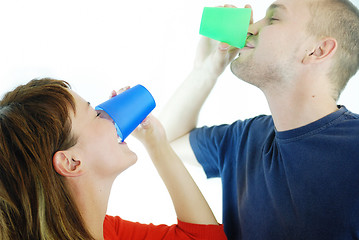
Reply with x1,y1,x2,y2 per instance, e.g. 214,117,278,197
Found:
95,84,156,142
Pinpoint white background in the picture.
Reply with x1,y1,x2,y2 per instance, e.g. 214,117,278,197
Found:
1,0,358,225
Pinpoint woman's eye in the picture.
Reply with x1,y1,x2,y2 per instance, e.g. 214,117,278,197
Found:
96,112,101,117
270,17,279,22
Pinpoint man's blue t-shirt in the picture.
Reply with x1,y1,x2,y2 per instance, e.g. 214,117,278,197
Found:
189,106,359,240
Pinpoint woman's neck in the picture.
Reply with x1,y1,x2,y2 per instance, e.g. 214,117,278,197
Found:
67,175,113,240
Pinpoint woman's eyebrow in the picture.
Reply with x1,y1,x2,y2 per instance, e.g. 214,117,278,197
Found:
87,102,93,110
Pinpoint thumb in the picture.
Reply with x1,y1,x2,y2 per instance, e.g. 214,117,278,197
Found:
139,115,152,129
245,4,254,24
212,42,230,66
218,42,229,51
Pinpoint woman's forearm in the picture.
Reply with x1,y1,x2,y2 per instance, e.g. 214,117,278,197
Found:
145,141,218,225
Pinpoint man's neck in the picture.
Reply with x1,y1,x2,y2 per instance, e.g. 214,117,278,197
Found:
264,85,338,132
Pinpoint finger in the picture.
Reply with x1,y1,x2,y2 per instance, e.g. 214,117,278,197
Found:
212,42,230,66
140,115,151,129
217,43,240,64
110,86,130,99
116,86,130,95
245,4,254,24
224,4,237,8
134,115,152,133
219,42,229,51
110,90,117,98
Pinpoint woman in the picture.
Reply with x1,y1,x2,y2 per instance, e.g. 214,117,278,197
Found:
0,78,226,240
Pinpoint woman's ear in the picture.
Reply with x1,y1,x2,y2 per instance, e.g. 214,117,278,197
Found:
53,151,83,177
302,37,337,64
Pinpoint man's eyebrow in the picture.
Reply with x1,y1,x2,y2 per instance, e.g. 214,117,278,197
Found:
268,3,287,12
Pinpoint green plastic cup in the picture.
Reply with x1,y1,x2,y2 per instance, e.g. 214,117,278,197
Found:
199,7,251,48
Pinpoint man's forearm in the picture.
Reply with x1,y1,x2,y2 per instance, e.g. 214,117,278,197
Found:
160,34,240,142
159,69,217,142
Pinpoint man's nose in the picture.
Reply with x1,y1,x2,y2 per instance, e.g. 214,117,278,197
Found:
247,20,263,37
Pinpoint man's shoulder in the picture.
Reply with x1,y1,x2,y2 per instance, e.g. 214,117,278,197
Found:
191,114,274,143
332,106,359,128
211,114,275,136
239,114,274,130
341,107,359,120
221,115,276,141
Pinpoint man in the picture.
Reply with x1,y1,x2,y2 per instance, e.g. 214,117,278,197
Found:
160,0,359,239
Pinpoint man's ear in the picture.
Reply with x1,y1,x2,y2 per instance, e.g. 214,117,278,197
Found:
302,37,337,64
53,151,83,177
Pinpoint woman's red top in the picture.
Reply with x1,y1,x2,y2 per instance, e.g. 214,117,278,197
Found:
103,215,227,240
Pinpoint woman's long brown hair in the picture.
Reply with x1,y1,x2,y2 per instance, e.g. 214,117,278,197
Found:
0,78,95,239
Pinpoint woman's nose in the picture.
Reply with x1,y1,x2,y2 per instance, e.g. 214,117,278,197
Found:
98,110,115,124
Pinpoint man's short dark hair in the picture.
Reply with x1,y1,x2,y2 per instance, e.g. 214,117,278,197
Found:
307,0,359,100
